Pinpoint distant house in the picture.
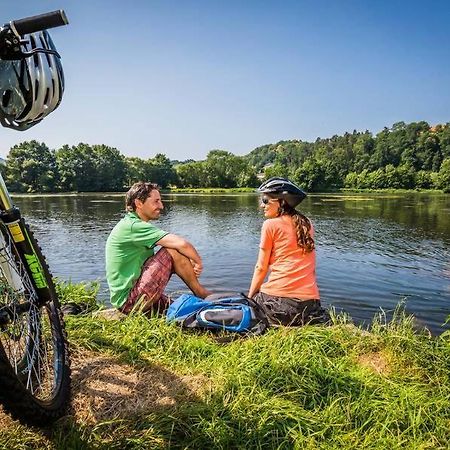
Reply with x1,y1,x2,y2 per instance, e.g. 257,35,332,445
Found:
429,125,441,133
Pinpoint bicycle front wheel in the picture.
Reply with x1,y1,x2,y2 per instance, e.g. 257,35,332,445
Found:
0,222,70,426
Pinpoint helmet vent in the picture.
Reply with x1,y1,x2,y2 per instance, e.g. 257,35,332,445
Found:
45,51,52,67
29,34,36,49
2,90,11,108
39,34,53,68
43,88,50,106
33,53,39,68
29,35,40,68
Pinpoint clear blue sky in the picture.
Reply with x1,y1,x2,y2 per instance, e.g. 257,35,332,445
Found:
1,1,449,161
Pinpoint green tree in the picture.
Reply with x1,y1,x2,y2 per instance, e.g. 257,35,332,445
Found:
203,150,247,188
0,159,6,179
237,165,259,188
56,144,78,191
124,156,149,186
55,143,97,191
356,169,370,189
175,161,206,187
56,143,126,192
415,170,435,189
398,122,434,170
245,143,277,171
344,171,359,188
395,164,416,189
370,128,393,169
351,133,375,172
6,141,57,192
294,158,327,191
436,124,450,159
437,159,450,193
366,168,386,189
90,144,126,191
263,163,289,180
383,164,414,189
146,153,178,188
413,133,441,171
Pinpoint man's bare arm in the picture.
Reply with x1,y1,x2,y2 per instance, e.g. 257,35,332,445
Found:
157,233,203,275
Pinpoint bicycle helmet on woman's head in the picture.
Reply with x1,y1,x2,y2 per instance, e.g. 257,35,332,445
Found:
0,30,64,131
258,177,307,207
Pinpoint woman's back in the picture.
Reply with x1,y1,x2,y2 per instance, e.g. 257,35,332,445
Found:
260,215,319,300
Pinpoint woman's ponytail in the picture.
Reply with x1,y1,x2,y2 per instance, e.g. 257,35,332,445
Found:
278,201,315,253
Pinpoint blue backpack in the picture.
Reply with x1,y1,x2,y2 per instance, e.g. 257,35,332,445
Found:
166,293,268,336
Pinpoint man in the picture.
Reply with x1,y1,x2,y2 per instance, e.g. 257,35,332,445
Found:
105,181,211,314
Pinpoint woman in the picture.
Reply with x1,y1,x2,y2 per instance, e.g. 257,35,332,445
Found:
248,177,327,326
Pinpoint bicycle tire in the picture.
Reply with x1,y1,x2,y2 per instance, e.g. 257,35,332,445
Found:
0,221,70,426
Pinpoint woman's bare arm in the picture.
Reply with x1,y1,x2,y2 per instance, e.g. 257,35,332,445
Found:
248,247,271,298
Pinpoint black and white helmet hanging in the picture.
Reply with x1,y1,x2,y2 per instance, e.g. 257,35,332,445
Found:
258,177,307,207
0,30,64,131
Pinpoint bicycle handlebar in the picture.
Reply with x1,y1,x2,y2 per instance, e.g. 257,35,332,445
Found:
11,10,68,36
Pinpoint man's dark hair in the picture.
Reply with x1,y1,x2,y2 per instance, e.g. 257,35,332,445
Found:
125,181,160,212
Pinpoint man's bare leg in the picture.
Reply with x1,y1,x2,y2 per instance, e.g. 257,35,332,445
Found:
166,248,212,298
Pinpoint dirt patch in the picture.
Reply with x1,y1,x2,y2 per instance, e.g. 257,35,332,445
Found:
0,350,211,427
70,349,210,424
0,407,16,428
357,351,390,375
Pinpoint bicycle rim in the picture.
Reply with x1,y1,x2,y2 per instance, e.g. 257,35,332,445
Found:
0,223,70,422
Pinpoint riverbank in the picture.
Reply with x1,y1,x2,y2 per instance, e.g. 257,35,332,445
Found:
1,282,449,449
9,187,448,196
168,187,446,195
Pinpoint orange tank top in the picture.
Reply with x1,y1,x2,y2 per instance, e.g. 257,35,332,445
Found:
260,215,320,300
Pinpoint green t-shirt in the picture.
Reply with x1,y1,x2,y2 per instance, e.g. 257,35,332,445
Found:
105,212,168,308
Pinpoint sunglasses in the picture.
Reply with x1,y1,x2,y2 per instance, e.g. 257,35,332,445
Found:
261,197,278,205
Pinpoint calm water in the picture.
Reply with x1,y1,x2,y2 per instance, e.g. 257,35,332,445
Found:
12,192,450,334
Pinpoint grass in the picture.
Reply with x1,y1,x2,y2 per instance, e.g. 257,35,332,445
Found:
0,282,449,449
339,188,445,194
55,279,100,310
166,187,256,193
167,188,446,194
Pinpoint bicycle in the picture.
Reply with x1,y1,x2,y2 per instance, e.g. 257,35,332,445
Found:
0,10,71,426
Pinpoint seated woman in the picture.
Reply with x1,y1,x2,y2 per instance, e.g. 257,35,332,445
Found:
248,177,327,326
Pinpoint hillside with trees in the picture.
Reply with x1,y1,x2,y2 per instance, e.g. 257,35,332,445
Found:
1,121,449,193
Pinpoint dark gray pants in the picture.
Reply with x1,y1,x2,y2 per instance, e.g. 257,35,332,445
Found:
253,292,329,327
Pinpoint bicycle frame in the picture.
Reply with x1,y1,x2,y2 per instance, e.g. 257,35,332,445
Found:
0,172,53,310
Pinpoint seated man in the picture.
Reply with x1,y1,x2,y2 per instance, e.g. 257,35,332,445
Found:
105,181,211,314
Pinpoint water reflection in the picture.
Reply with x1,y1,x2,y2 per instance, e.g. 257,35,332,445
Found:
12,192,450,334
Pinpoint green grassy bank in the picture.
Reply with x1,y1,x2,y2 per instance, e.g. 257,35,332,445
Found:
1,282,449,449
166,187,256,193
166,187,447,194
9,187,447,196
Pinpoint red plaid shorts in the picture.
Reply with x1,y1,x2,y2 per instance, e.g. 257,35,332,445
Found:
120,248,174,315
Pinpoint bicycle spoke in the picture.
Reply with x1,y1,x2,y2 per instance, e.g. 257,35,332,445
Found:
0,228,59,402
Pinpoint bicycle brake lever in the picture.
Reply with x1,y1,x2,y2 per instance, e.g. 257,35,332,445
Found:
0,26,60,60
19,48,61,59
1,46,60,60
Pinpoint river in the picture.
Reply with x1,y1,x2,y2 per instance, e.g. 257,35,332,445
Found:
12,191,450,334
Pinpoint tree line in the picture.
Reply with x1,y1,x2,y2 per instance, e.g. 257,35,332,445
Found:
247,121,450,192
1,121,449,193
